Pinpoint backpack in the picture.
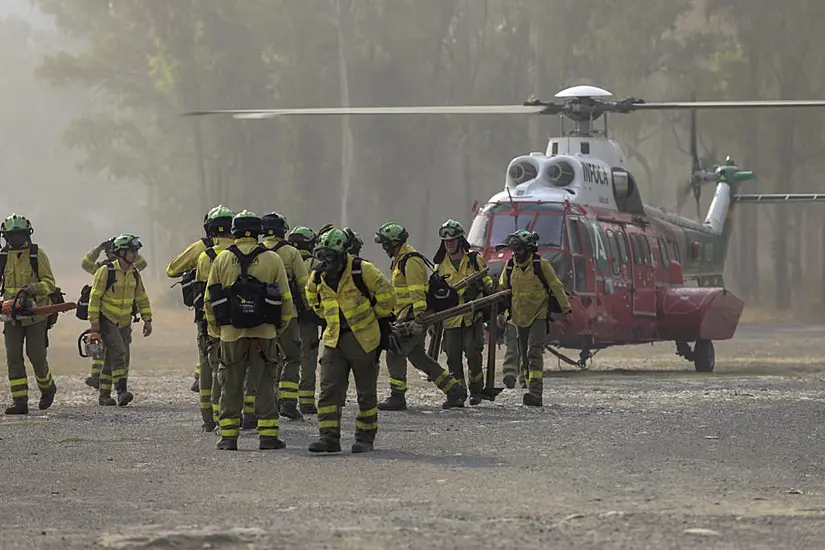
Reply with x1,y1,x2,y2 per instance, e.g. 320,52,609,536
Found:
209,245,282,329
307,257,373,326
503,254,563,315
192,247,218,323
178,237,212,307
76,262,140,321
398,251,459,313
0,244,65,329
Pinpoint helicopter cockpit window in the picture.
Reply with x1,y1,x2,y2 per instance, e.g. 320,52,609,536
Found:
481,203,512,214
467,214,489,248
629,234,642,264
488,214,531,247
532,215,564,248
640,236,653,266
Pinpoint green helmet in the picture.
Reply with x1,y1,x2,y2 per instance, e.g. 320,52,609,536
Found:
374,222,408,244
317,223,336,238
231,210,262,238
112,233,142,252
1,214,32,234
287,226,317,247
207,205,235,235
315,228,348,255
438,219,465,240
343,227,363,254
262,212,289,237
504,229,539,250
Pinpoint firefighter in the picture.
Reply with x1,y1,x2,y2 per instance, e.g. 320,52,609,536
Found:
1,214,58,415
166,209,215,393
374,222,467,411
306,229,395,453
261,212,309,420
433,219,493,405
88,234,153,407
81,236,147,390
287,226,322,415
343,227,364,257
498,230,571,407
205,210,294,451
193,206,235,432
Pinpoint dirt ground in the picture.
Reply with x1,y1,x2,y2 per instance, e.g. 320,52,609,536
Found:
2,310,825,549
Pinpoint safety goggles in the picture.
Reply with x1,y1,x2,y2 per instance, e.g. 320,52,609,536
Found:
438,227,461,240
314,249,340,263
121,237,143,251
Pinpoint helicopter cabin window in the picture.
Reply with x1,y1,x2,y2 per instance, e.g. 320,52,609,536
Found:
640,236,653,266
567,218,594,257
551,142,559,155
691,241,702,260
606,230,621,276
658,238,670,268
617,231,629,264
671,241,680,263
629,234,642,264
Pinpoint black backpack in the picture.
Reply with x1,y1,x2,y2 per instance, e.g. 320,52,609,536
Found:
178,237,212,307
308,257,374,326
503,254,563,315
397,251,459,313
192,247,218,323
76,262,140,321
209,245,282,329
0,244,65,329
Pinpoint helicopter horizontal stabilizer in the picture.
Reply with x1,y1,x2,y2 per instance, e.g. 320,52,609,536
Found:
733,193,825,203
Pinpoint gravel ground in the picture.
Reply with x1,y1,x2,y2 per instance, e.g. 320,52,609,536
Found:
1,313,825,549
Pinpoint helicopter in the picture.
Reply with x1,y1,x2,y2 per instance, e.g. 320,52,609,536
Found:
185,85,825,373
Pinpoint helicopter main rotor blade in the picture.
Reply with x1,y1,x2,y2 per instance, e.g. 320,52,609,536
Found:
632,100,825,111
184,105,549,118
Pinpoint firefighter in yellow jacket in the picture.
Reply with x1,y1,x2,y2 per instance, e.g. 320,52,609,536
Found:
166,209,215,393
306,229,395,453
192,206,235,432
287,225,323,415
89,234,153,407
498,230,571,407
205,210,294,451
261,212,309,420
433,220,493,406
81,236,147,390
374,222,467,411
1,214,58,415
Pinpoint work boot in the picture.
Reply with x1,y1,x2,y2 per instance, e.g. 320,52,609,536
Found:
190,375,199,393
117,391,133,407
39,385,57,411
99,395,116,406
216,438,238,451
308,439,342,453
299,403,318,415
259,437,287,450
442,384,467,409
377,393,407,411
202,421,217,433
4,399,28,415
85,375,100,390
242,414,258,430
522,392,543,407
469,392,483,406
279,402,303,421
502,372,516,389
351,440,374,454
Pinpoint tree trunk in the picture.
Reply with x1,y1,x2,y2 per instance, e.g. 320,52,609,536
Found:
335,0,355,226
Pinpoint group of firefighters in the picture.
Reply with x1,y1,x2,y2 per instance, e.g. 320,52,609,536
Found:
0,207,572,453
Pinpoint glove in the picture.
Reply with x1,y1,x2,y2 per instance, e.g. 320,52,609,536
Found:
378,317,392,350
21,283,37,296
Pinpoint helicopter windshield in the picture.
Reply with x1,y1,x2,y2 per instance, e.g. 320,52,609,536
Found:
468,202,565,248
532,214,564,247
489,214,531,247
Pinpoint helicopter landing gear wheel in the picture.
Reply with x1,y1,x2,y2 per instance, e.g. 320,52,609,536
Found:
693,339,715,373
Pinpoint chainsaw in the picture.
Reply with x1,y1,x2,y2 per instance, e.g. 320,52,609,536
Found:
0,290,78,323
77,328,105,359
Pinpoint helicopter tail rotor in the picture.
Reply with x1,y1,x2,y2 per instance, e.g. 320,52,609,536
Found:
677,107,716,218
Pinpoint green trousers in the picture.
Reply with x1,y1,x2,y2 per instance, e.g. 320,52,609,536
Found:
208,337,221,423
443,322,484,394
99,317,132,396
517,321,546,396
197,323,213,424
385,331,458,396
217,337,279,441
4,320,54,400
502,322,523,382
297,320,320,407
89,355,103,379
276,319,302,407
317,331,379,443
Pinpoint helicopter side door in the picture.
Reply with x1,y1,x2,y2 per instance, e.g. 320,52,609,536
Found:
565,217,596,297
627,231,656,317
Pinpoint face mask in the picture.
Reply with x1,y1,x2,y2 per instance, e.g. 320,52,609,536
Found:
381,241,396,258
4,232,28,250
513,248,530,262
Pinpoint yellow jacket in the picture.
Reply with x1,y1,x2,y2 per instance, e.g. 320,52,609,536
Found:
499,256,569,327
263,236,309,313
306,254,395,354
81,245,146,275
435,251,493,329
166,237,212,278
2,245,56,326
204,238,294,342
196,237,234,339
89,258,152,327
391,242,428,318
